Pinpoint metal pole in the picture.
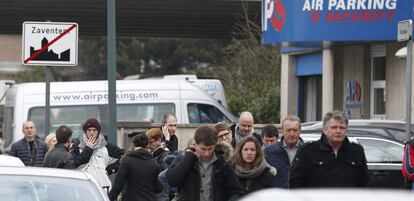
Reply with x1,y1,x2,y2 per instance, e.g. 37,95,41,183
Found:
107,0,117,145
45,66,52,136
406,40,413,141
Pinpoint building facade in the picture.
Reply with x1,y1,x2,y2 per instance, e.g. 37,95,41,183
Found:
262,0,413,122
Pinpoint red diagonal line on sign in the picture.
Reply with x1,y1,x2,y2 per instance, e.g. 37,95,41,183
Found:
24,24,77,64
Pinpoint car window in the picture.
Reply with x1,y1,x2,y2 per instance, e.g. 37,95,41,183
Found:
187,103,231,123
0,175,104,201
357,138,403,163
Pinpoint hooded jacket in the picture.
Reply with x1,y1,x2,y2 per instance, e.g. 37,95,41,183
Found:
73,134,124,190
109,149,163,201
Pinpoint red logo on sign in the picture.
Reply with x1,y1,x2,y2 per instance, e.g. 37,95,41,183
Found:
268,0,286,32
310,10,320,23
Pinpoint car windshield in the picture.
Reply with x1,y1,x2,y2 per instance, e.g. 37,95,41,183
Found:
0,175,104,201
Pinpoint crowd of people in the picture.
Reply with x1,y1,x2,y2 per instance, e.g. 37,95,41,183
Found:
6,110,374,201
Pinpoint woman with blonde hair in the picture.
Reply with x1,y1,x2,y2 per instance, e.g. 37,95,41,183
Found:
45,133,57,151
231,136,277,196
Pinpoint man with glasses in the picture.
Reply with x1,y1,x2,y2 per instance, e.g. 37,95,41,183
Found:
214,122,233,145
264,115,304,188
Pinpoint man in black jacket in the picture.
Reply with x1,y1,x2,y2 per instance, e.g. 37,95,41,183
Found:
43,125,95,169
167,126,242,201
289,111,369,188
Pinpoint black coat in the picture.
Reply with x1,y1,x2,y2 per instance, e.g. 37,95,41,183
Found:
289,133,369,188
166,151,243,201
108,149,163,201
8,138,48,166
159,126,179,152
236,166,277,196
43,143,93,169
152,146,170,170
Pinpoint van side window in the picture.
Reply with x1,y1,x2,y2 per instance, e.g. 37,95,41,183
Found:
187,103,231,123
28,106,101,140
118,104,175,123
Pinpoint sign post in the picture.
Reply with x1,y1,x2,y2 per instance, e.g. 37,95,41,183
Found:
398,20,413,141
22,21,78,136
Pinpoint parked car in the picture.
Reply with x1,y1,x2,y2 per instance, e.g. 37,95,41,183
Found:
0,155,24,166
299,131,409,189
0,166,109,201
240,188,414,201
302,119,414,142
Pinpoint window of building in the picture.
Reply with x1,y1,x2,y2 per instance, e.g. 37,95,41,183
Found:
370,45,386,119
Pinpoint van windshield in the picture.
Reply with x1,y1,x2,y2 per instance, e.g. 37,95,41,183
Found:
28,103,175,140
187,103,232,123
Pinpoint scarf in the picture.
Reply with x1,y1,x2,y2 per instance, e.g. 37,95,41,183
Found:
234,159,268,179
234,124,256,144
79,133,107,150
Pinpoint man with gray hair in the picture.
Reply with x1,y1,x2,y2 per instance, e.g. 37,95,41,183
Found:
264,115,304,188
230,111,262,147
289,111,369,188
8,121,48,166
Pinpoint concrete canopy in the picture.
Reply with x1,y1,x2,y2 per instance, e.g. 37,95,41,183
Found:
0,0,261,39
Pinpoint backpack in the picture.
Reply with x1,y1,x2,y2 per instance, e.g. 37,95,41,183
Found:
402,141,414,181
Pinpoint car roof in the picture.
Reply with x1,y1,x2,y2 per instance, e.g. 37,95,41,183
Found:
0,155,25,167
301,129,399,140
0,166,95,181
240,188,413,201
302,119,412,130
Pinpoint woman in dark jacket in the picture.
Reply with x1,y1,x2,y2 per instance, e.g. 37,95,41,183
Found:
108,134,163,201
231,136,277,196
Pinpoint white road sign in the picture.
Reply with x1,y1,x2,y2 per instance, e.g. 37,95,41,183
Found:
398,20,412,42
22,21,78,66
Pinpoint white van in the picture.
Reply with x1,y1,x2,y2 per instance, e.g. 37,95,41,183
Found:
2,79,236,149
125,74,228,108
162,74,228,108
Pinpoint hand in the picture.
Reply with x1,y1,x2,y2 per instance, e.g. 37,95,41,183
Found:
85,136,97,149
162,126,171,141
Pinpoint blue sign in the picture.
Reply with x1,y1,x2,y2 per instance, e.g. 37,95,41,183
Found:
262,0,414,43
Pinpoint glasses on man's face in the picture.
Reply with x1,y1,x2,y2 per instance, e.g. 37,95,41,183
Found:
218,132,231,139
